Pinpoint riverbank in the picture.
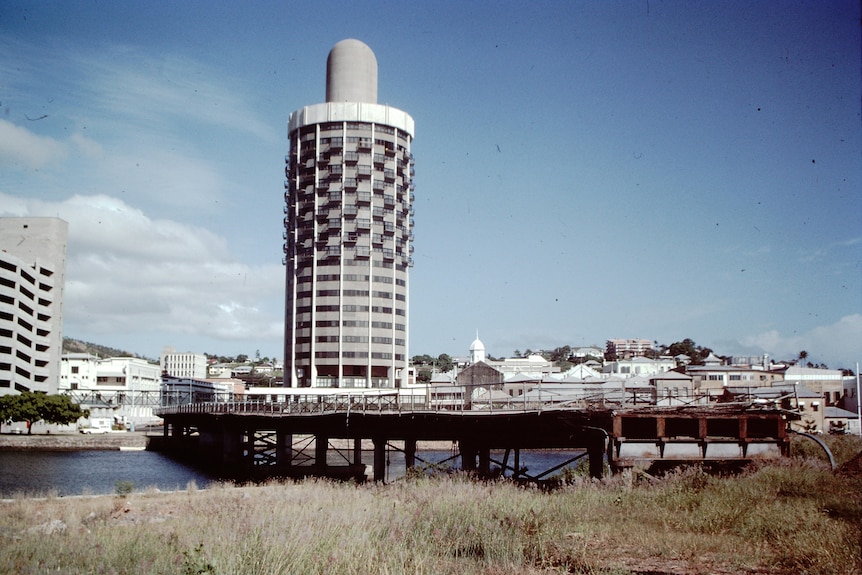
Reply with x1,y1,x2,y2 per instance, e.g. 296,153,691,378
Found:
1,459,860,575
0,432,151,451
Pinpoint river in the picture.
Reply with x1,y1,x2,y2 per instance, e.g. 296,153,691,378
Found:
0,447,588,497
0,450,217,497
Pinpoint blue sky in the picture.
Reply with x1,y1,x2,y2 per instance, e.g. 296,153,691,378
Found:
1,1,860,369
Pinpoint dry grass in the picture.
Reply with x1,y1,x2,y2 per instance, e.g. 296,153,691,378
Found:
1,445,860,575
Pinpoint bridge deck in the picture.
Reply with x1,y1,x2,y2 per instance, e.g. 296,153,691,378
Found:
155,400,792,481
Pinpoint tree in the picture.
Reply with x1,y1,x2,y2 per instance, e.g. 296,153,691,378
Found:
797,350,808,366
42,395,89,427
411,354,435,367
415,368,432,384
0,392,88,434
436,354,454,373
666,339,713,365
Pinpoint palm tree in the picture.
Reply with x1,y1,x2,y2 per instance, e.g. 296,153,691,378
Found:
798,350,808,366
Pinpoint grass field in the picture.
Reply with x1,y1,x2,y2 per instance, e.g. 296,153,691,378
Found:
1,436,860,575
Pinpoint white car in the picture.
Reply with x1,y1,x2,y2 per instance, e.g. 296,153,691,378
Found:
80,426,111,434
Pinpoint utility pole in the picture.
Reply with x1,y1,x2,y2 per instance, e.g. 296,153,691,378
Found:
856,362,861,436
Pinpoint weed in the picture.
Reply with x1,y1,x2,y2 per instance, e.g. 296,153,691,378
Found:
114,480,135,496
182,542,215,575
0,464,859,575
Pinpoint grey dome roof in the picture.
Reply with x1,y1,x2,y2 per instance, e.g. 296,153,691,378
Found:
326,39,378,104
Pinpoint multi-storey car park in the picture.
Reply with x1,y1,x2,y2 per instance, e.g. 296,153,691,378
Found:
0,217,67,395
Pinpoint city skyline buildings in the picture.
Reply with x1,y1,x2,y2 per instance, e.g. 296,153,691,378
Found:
283,40,414,388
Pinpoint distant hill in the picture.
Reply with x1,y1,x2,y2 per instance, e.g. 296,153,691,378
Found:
62,337,154,362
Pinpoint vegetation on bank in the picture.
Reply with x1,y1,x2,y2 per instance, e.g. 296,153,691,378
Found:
1,441,860,575
0,392,87,434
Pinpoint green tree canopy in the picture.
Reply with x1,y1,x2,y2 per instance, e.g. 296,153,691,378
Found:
436,354,454,373
665,339,713,365
0,392,88,434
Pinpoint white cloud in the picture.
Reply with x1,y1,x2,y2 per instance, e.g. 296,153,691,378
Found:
738,314,862,369
0,193,284,351
0,119,68,169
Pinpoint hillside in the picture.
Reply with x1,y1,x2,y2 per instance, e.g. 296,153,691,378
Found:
62,337,153,361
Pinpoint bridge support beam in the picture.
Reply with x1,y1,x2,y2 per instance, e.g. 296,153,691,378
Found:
315,435,328,470
459,440,477,473
513,449,521,480
404,438,416,470
276,431,292,470
587,429,606,479
353,438,362,466
372,437,386,482
478,447,491,478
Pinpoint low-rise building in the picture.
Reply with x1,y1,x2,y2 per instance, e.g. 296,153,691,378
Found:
603,356,675,378
59,353,162,428
778,366,844,409
160,375,239,406
160,347,207,379
605,338,653,359
687,363,779,395
652,370,696,406
487,354,560,378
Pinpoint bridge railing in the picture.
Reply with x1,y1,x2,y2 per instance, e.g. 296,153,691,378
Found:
153,392,613,417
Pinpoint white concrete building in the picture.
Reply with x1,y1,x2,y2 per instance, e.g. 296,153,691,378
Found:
605,338,653,359
160,347,207,379
59,353,162,427
603,356,676,377
572,346,604,360
0,217,67,395
488,354,560,378
207,363,234,378
284,39,415,388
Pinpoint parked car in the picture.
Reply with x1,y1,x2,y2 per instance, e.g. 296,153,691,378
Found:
79,417,113,434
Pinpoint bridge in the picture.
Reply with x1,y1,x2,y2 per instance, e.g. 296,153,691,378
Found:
154,394,793,483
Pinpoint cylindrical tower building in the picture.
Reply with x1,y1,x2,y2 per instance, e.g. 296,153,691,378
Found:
284,39,415,388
